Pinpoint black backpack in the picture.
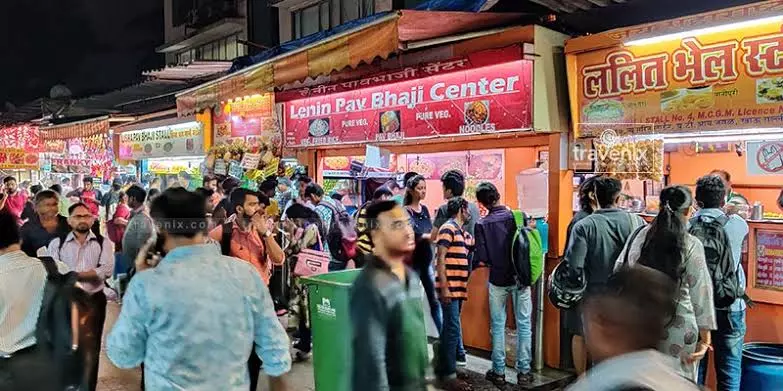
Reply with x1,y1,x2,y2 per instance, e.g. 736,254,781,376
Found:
321,202,358,264
36,256,83,389
688,215,745,309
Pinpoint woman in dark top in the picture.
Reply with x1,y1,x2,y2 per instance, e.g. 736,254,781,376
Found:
404,174,442,330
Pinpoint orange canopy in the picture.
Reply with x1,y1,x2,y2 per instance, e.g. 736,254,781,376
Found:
176,10,523,116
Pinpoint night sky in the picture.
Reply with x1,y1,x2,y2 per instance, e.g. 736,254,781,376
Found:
0,0,162,106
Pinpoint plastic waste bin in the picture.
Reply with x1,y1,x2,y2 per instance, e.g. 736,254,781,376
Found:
302,269,361,391
741,343,783,391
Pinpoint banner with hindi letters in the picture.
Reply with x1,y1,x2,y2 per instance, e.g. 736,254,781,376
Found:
571,18,783,137
281,46,533,148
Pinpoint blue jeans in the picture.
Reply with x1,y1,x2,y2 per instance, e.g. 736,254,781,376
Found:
488,283,532,375
113,252,130,277
436,299,463,379
697,310,745,391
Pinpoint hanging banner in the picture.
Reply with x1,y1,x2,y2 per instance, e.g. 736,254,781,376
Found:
119,122,204,160
213,94,277,146
283,60,533,147
572,19,783,137
0,125,42,152
0,148,39,169
747,140,783,175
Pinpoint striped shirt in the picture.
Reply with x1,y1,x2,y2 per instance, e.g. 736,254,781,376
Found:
436,219,474,300
355,203,373,256
48,231,115,294
0,250,68,355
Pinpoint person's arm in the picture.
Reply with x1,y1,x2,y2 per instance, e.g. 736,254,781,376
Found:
471,222,488,268
564,223,589,277
436,226,453,303
350,284,390,390
0,194,7,211
92,240,115,283
47,239,61,261
685,240,716,363
264,234,285,265
122,216,153,265
249,270,292,388
430,207,446,240
106,278,149,368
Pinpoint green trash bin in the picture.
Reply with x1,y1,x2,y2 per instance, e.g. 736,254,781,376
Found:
302,270,362,391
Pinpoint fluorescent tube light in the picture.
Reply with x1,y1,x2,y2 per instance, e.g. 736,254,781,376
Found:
625,15,783,46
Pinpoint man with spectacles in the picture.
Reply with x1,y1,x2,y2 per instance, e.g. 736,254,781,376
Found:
351,200,429,390
47,202,115,391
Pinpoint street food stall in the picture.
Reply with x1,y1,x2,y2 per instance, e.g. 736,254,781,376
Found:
40,118,115,184
0,125,42,183
117,116,208,189
565,0,783,374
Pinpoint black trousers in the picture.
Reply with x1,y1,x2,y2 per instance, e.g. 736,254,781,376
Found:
249,350,262,391
0,347,60,391
74,290,107,391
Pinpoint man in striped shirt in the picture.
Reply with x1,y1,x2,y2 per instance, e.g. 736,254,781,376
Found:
0,210,68,391
435,197,474,391
48,202,115,391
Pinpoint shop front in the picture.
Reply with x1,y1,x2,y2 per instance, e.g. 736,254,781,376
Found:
40,117,114,187
280,35,571,356
565,0,783,376
117,117,206,190
0,124,42,183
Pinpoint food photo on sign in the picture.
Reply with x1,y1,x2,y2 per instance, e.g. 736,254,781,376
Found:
282,58,533,147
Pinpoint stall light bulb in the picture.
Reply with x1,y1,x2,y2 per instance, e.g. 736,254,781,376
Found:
625,15,783,46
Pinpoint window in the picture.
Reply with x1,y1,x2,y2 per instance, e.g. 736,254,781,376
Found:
292,0,375,40
175,33,244,64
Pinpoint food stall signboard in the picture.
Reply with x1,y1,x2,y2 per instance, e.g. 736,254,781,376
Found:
747,140,783,175
283,60,533,147
756,229,783,290
573,20,783,137
0,148,39,169
119,123,203,160
214,95,277,146
0,126,41,152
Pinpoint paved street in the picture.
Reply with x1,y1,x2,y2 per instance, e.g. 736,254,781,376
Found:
98,303,566,391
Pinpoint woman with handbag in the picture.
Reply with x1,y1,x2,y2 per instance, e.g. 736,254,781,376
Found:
284,203,327,362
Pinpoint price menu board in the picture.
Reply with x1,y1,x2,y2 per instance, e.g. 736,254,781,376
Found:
755,229,783,290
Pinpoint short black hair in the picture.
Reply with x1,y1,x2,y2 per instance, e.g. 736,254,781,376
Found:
0,211,21,249
3,176,16,184
35,190,59,204
373,187,394,201
83,177,93,184
695,175,726,209
593,176,622,209
111,183,121,191
221,177,240,193
126,185,147,204
150,187,207,238
30,184,43,195
49,184,63,195
195,187,214,199
446,196,468,218
710,169,731,183
365,200,399,231
441,170,466,197
475,182,500,207
68,202,90,216
202,175,217,186
147,188,161,200
297,175,313,185
304,183,324,198
260,178,278,193
230,188,267,212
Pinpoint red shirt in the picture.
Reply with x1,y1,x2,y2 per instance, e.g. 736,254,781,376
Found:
3,191,27,219
208,219,280,285
112,203,131,248
81,189,100,216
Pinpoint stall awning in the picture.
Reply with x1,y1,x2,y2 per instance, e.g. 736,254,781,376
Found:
176,10,524,116
41,116,110,140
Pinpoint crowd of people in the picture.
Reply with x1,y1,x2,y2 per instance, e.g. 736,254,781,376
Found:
0,166,773,391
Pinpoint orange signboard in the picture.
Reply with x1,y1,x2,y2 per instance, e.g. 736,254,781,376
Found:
571,19,783,137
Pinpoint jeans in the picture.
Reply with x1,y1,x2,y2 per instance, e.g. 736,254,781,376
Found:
74,291,107,391
415,263,443,332
488,283,532,375
436,300,463,379
697,310,745,391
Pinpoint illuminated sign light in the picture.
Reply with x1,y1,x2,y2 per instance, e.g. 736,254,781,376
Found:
625,15,783,47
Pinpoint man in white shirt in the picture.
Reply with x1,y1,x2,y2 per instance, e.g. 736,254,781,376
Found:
0,210,69,391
